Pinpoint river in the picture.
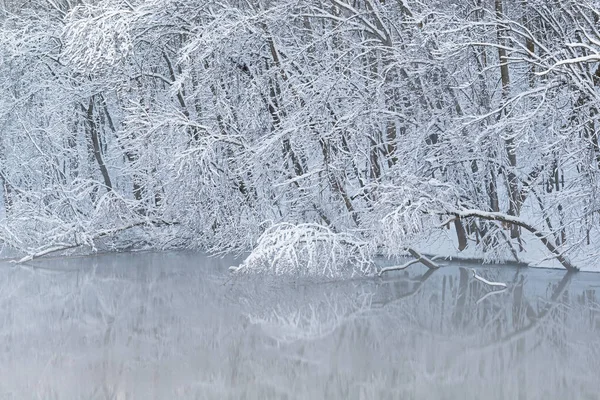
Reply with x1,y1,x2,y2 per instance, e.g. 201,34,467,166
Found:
0,251,598,399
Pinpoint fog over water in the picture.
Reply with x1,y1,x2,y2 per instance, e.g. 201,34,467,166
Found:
1,252,599,399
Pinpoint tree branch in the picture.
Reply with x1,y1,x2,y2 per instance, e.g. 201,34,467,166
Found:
378,248,441,276
444,209,578,271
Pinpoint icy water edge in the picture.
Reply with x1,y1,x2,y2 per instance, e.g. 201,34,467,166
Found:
1,252,599,399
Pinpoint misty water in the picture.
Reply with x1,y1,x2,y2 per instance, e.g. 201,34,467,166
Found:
1,252,599,399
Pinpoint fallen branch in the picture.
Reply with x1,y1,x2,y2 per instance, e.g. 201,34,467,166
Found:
407,248,441,269
377,258,420,276
378,248,441,276
12,220,166,264
444,209,578,272
15,243,81,264
471,268,507,289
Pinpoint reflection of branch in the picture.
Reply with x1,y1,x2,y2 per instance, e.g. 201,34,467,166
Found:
375,268,436,307
476,288,507,304
471,269,507,288
248,291,373,343
479,272,574,349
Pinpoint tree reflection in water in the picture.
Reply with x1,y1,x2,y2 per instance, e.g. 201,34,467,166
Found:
0,252,598,399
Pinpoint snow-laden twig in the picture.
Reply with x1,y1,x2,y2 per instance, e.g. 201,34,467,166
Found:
378,259,420,276
471,269,507,289
378,249,441,276
538,53,600,76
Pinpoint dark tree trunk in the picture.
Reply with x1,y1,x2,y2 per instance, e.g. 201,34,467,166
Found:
83,97,113,192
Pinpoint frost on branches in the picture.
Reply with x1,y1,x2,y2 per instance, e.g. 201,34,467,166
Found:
230,223,376,278
1,0,600,272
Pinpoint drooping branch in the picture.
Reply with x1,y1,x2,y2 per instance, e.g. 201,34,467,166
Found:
12,220,175,264
445,209,578,272
378,248,441,275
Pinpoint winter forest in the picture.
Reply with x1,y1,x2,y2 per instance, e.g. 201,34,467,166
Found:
2,0,600,274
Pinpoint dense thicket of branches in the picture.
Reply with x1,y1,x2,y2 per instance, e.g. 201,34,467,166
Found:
1,0,599,271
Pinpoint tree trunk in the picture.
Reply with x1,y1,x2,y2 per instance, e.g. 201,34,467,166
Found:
496,0,521,240
83,97,113,192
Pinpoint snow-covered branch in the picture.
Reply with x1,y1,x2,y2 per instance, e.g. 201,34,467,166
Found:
377,250,441,276
444,209,578,271
230,223,376,278
0,0,598,273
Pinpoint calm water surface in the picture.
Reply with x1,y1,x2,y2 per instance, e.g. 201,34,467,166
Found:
1,252,599,399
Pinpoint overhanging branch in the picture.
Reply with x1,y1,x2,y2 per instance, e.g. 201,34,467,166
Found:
444,209,578,272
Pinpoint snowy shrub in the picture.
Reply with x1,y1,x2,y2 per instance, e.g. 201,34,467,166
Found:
230,223,376,278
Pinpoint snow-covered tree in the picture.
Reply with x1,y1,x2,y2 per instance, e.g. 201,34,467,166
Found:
1,0,599,273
